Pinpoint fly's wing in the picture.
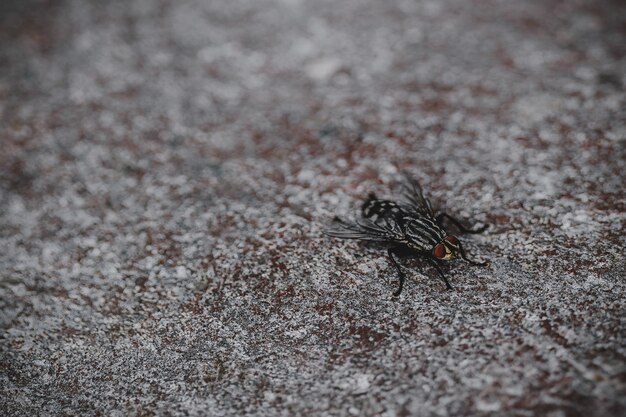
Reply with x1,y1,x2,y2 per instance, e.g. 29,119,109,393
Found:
324,217,405,243
400,172,435,218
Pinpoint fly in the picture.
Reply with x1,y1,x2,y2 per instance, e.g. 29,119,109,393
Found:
325,174,489,296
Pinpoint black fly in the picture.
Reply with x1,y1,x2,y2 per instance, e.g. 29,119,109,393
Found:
325,174,489,296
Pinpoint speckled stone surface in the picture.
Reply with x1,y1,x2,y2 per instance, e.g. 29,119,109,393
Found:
1,0,625,416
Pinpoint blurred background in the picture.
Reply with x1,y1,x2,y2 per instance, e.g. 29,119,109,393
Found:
1,0,625,416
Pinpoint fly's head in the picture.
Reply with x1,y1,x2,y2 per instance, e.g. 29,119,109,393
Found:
432,236,460,261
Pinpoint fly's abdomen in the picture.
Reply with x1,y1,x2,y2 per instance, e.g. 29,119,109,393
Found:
361,193,404,221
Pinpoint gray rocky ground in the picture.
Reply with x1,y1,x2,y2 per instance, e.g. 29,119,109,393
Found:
1,0,625,416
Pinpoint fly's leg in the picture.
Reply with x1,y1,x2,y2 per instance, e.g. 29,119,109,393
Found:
427,257,453,290
387,247,405,297
458,241,489,266
436,213,487,234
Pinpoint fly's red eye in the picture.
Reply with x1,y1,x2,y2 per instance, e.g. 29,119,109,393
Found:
433,243,445,259
446,236,459,245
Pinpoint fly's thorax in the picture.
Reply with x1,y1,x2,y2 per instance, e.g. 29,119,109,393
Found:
404,217,445,242
406,240,429,252
403,216,446,252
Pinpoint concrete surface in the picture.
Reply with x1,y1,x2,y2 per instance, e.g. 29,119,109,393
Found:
1,0,625,416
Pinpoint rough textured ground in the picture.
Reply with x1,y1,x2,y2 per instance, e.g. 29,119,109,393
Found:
1,0,625,416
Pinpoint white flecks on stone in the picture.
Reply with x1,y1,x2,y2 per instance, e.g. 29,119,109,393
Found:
306,57,342,81
175,266,188,279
